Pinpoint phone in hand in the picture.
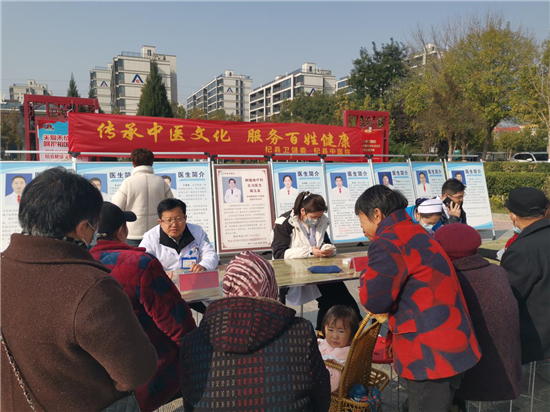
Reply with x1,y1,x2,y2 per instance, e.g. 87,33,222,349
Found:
443,197,456,208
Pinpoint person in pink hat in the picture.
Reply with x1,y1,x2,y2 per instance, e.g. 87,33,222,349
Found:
434,224,522,402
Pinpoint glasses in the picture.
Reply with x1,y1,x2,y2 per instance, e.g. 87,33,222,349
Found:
450,193,466,201
161,217,185,225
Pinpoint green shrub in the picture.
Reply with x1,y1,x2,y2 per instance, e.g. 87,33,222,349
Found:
485,172,550,201
484,162,550,173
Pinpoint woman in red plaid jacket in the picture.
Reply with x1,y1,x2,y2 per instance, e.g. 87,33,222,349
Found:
355,186,481,412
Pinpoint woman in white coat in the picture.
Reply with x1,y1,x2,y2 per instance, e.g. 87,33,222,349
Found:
271,192,362,330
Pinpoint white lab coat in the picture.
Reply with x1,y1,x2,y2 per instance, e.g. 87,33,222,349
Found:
417,182,431,197
4,192,22,208
331,186,350,199
140,223,219,272
279,187,299,200
224,188,242,203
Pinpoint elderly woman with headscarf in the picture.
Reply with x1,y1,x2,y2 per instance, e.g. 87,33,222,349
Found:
179,251,330,412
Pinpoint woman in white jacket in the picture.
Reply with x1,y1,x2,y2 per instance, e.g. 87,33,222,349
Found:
271,192,361,330
112,148,174,246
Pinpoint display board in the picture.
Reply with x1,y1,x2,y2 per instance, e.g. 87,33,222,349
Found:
214,165,275,253
36,119,72,161
410,162,446,199
271,162,328,217
444,162,494,230
76,162,216,242
371,162,416,205
1,162,73,251
324,163,373,243
75,162,133,203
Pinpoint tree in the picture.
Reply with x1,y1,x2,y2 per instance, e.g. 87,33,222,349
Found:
495,128,548,157
186,107,206,120
0,110,22,148
137,61,173,118
443,12,536,157
207,109,242,122
512,38,550,154
276,92,338,125
170,101,186,119
67,73,80,97
349,38,408,101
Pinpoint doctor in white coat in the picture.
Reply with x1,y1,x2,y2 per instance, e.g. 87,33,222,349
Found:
279,174,299,200
140,198,219,314
224,178,242,203
417,172,431,197
4,175,27,208
330,176,350,199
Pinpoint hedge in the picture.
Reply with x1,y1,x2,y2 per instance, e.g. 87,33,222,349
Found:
485,172,550,203
483,162,550,173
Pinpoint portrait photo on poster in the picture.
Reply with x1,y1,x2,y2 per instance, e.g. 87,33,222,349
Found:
452,170,466,185
223,176,243,203
278,172,299,199
4,173,32,207
378,172,394,189
83,174,111,201
157,173,176,189
330,173,350,199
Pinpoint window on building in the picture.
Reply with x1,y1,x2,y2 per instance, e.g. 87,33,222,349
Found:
91,72,96,79
119,86,125,96
147,50,151,57
118,59,124,69
281,79,291,89
119,99,126,108
118,73,124,82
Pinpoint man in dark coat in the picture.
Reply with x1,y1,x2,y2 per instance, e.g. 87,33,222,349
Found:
439,178,467,225
501,187,550,364
435,224,522,401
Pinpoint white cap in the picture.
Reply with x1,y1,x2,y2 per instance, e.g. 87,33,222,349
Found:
417,198,443,214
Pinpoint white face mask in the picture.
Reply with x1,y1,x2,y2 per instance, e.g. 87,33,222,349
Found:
420,221,435,232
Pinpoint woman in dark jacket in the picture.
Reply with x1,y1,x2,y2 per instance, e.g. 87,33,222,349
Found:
435,224,522,401
180,251,331,412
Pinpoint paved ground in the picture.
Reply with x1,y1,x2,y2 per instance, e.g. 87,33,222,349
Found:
155,214,550,411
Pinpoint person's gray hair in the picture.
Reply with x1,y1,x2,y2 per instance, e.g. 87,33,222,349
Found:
18,167,103,238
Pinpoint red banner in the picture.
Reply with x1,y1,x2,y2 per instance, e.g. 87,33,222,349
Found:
68,113,378,158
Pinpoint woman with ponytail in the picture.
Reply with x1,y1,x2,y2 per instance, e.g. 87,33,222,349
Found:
271,192,361,330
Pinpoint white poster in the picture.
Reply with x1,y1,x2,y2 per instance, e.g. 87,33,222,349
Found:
153,163,215,243
271,162,328,217
1,162,73,251
75,162,133,202
445,162,494,230
214,165,275,253
76,162,216,243
410,162,446,199
325,163,373,243
372,162,416,205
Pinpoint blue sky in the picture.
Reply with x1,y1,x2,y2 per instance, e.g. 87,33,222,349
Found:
2,1,549,103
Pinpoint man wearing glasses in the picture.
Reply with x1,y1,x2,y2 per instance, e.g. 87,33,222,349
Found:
140,198,218,276
439,178,468,225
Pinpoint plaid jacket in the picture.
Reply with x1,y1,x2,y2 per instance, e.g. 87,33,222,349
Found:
91,240,196,412
359,210,481,381
180,297,331,412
